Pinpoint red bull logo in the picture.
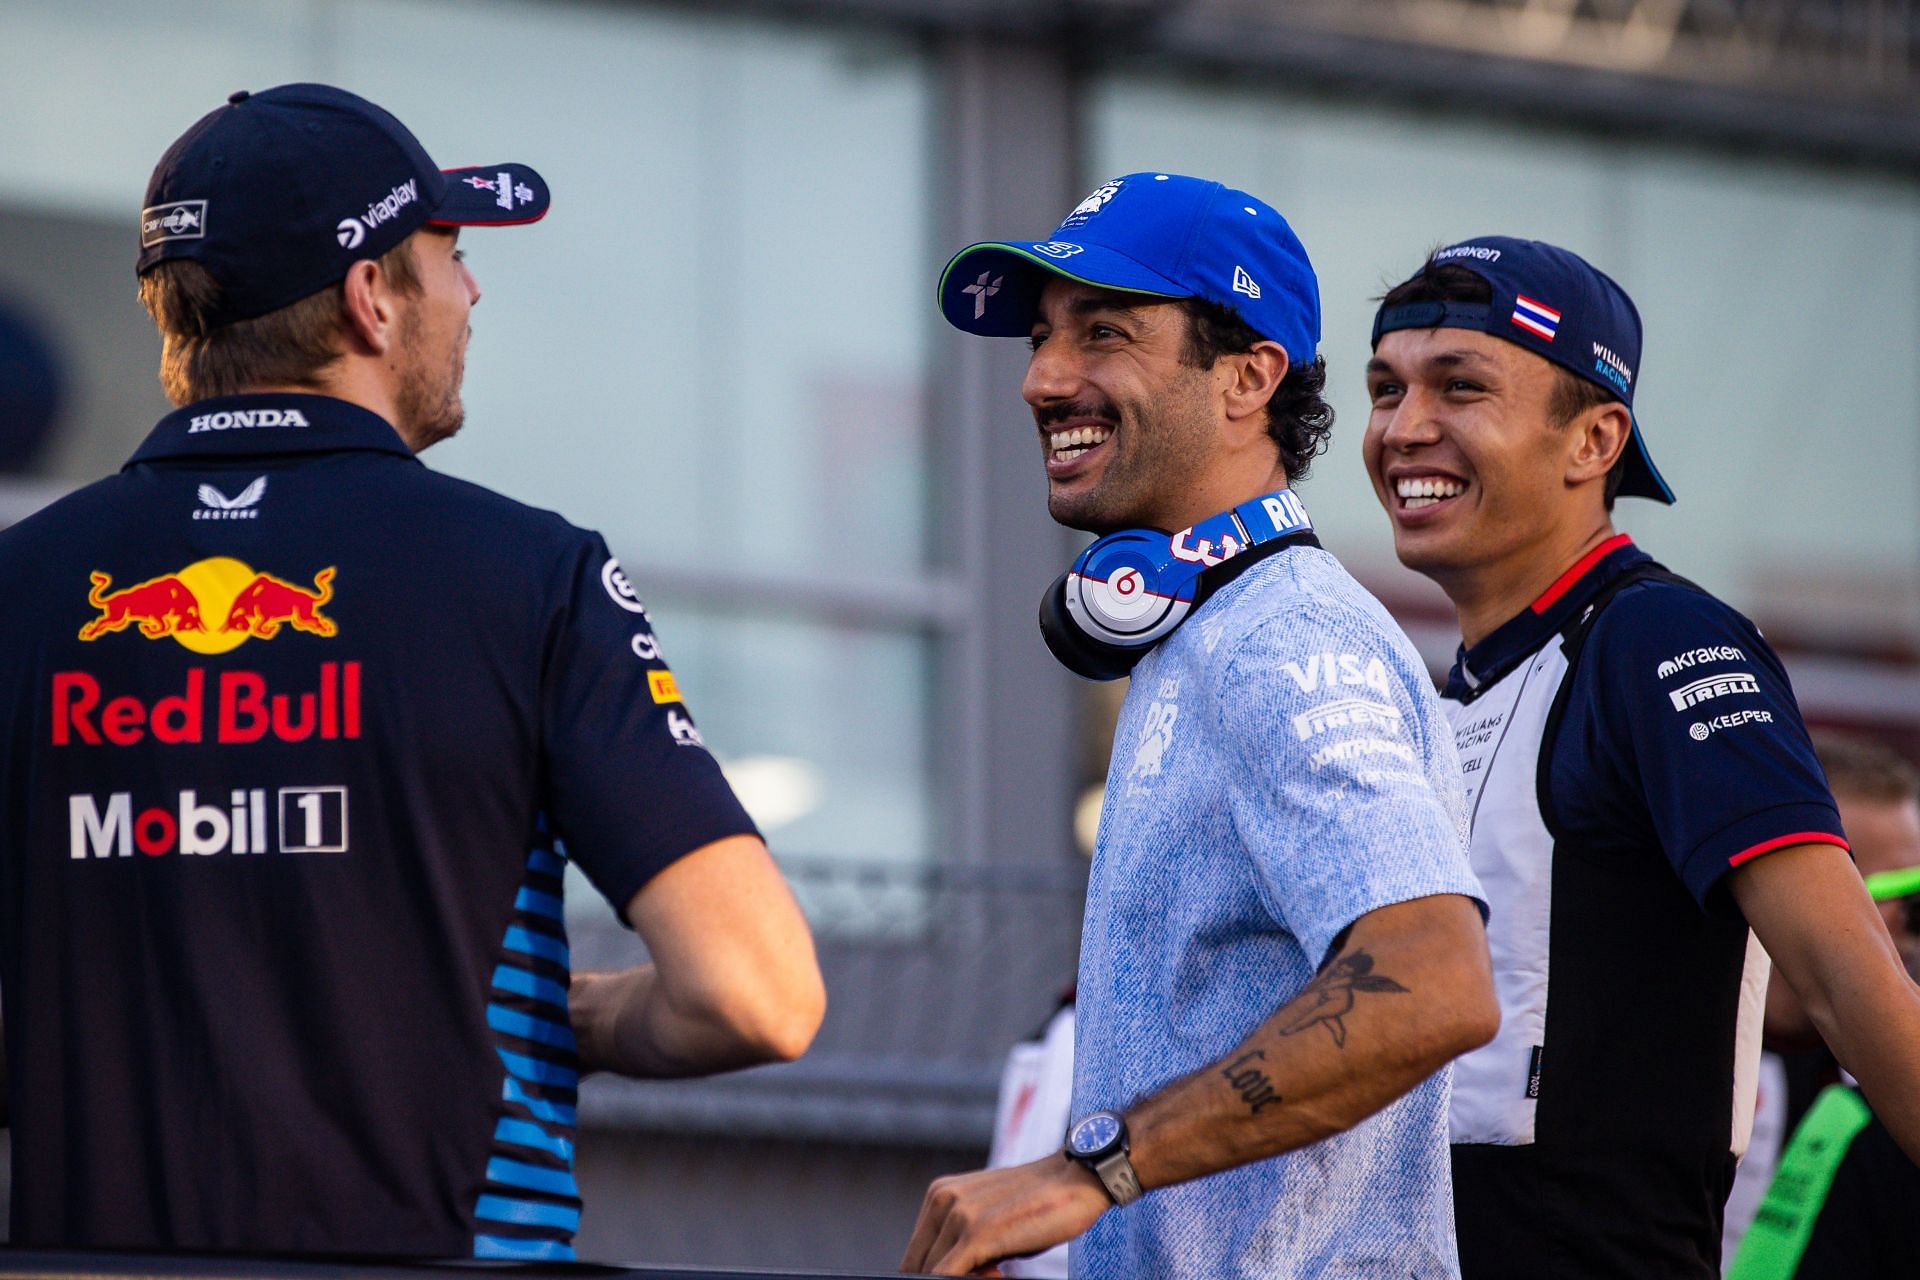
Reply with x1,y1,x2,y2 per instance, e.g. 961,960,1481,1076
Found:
225,567,337,639
78,573,204,640
80,559,337,652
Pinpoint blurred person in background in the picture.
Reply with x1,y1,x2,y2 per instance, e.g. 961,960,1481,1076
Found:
0,292,68,475
0,84,822,1261
904,173,1496,1278
1365,237,1920,1279
1724,731,1920,1278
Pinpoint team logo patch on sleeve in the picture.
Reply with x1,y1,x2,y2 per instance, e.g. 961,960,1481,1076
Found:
601,559,648,614
647,670,682,704
1667,672,1761,712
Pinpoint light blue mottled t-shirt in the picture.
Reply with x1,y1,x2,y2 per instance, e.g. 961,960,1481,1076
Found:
1071,544,1483,1280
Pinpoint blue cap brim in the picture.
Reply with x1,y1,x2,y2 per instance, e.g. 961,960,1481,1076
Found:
1619,411,1674,504
938,241,1185,336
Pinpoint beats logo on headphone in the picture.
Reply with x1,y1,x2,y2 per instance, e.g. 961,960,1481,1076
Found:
1040,489,1317,680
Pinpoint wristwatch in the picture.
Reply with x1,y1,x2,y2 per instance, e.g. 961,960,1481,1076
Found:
1064,1109,1143,1206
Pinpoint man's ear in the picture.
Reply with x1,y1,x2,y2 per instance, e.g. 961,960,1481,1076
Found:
340,258,403,356
1222,341,1290,441
1566,401,1632,486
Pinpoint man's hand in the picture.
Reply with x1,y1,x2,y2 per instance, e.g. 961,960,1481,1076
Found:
901,894,1493,1274
901,1154,1110,1276
571,834,824,1078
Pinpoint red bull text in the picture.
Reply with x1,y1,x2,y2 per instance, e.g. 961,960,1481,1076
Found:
52,663,362,746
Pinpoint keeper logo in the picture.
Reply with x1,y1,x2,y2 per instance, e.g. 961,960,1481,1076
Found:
1669,672,1761,711
1690,710,1775,740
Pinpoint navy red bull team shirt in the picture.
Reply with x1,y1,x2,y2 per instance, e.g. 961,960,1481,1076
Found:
0,393,756,1260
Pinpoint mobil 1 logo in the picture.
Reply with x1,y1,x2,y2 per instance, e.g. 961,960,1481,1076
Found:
280,785,348,853
70,784,350,858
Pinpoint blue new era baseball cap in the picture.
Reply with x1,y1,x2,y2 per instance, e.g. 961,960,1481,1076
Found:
1372,236,1673,504
938,172,1320,364
139,83,551,328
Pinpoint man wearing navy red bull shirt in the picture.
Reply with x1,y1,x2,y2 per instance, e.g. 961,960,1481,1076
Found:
0,84,823,1261
903,174,1498,1278
1365,239,1920,1277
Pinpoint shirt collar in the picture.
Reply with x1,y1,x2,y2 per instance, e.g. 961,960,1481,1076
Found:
1445,534,1648,698
126,393,418,467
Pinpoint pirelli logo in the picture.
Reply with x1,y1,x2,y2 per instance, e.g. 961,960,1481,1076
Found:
1292,698,1401,742
647,670,682,704
1669,672,1761,711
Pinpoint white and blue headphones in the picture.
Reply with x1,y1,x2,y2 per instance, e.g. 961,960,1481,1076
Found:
1039,489,1317,681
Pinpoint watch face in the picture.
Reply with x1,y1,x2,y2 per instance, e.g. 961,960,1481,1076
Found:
1068,1111,1122,1158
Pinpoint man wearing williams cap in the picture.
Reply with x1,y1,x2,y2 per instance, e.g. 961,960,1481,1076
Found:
903,173,1497,1278
1364,239,1920,1277
0,84,822,1260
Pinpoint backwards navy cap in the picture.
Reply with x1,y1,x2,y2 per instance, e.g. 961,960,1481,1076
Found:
138,83,551,328
937,173,1320,366
1372,236,1672,504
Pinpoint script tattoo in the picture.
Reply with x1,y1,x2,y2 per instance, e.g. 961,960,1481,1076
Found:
1221,1050,1282,1114
1271,949,1409,1048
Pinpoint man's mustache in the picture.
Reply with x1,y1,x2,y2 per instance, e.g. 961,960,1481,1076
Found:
1035,399,1120,429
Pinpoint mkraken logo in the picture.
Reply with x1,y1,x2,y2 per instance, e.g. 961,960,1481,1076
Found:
80,559,338,652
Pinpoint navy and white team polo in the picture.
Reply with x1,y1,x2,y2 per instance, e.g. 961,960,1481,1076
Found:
0,394,756,1260
1442,534,1847,1279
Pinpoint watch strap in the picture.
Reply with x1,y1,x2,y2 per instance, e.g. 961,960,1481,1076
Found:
1090,1149,1143,1206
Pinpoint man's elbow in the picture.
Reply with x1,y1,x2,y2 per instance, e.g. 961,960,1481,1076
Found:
719,963,827,1064
1426,943,1501,1064
1448,987,1501,1058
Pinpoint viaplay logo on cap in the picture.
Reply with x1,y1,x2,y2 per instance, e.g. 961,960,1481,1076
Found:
141,200,208,249
334,177,420,250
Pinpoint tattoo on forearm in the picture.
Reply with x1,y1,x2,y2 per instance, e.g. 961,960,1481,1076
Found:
1271,949,1409,1049
1221,1050,1282,1114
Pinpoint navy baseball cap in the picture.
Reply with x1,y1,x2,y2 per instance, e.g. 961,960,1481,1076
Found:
938,172,1320,365
1372,236,1673,504
138,84,551,327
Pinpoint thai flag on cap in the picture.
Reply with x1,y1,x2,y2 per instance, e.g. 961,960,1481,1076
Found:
1511,295,1561,342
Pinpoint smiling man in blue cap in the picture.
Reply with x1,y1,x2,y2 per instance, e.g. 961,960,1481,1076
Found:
1365,240,1920,1278
903,174,1498,1278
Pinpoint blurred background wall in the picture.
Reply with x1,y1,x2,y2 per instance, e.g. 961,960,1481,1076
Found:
2,0,1917,1270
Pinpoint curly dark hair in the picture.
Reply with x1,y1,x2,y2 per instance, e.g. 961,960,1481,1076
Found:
1378,259,1626,508
1177,297,1334,485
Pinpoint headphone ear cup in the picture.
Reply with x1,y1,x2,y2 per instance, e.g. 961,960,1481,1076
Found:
1039,571,1143,681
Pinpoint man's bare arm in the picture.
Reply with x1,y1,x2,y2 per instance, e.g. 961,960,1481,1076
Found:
570,834,825,1078
1124,891,1495,1184
1733,842,1920,1163
901,893,1496,1275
